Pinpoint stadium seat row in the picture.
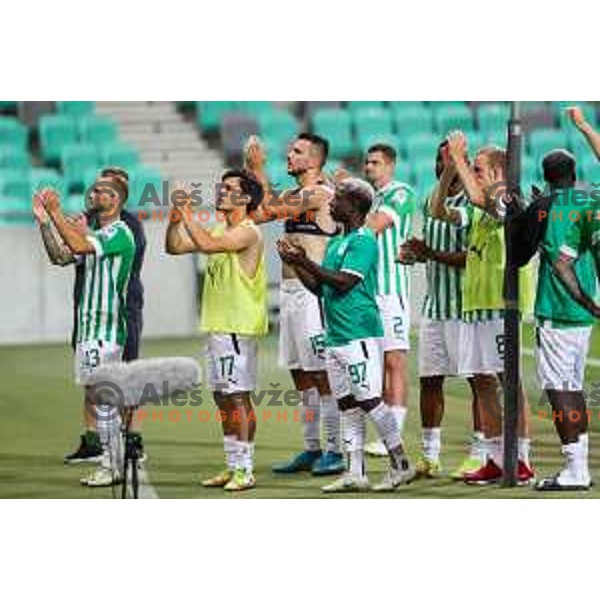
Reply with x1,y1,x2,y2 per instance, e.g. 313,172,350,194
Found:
39,114,120,163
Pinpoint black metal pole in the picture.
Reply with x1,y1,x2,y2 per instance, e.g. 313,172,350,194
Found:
502,101,522,486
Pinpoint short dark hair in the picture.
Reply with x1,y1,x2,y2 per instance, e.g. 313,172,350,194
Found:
297,132,329,167
100,166,129,203
337,178,374,217
542,150,576,187
221,169,264,214
367,143,397,164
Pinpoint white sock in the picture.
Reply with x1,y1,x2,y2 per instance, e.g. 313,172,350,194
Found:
518,437,531,466
238,441,254,474
422,427,441,461
367,402,407,471
561,440,585,477
321,395,341,453
391,405,408,435
302,388,321,452
224,435,237,472
470,431,486,461
342,408,366,477
579,433,590,477
488,436,503,467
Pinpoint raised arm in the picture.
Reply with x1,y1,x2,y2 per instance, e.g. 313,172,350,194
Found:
445,131,490,211
429,165,463,225
568,106,600,161
42,190,95,255
553,253,600,317
244,136,329,223
33,193,75,266
165,211,196,255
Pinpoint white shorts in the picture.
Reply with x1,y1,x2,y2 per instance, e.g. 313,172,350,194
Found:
74,340,122,386
458,319,505,375
418,318,463,377
535,322,592,391
279,279,326,372
376,294,410,352
207,333,258,395
326,337,384,402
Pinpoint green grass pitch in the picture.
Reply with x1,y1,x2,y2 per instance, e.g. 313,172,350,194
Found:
1,325,599,499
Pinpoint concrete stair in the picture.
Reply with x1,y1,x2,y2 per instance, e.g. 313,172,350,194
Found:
95,101,224,192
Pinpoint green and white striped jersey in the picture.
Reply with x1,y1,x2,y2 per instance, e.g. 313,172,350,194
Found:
372,180,415,302
421,191,471,320
77,220,135,347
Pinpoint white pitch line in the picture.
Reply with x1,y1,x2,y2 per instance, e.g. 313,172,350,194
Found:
127,465,159,499
522,346,600,368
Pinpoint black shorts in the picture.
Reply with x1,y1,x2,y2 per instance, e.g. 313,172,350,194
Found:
122,311,143,362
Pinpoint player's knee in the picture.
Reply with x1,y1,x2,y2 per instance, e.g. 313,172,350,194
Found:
385,350,406,371
474,373,499,391
291,369,312,391
420,375,444,392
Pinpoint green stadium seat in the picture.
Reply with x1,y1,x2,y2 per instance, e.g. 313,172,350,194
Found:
0,101,18,112
357,133,400,157
347,101,385,113
392,105,434,136
411,160,438,198
568,131,596,160
129,167,163,208
521,155,542,193
0,196,32,223
579,154,599,182
99,143,140,171
323,160,343,177
527,129,569,161
63,193,86,214
39,115,79,163
239,101,274,117
477,103,510,132
0,146,29,169
30,168,67,199
257,111,299,157
469,130,506,151
0,171,30,201
388,101,427,111
433,104,475,135
196,101,239,133
401,132,439,161
0,117,28,148
77,116,118,146
394,161,412,183
428,101,468,109
61,144,101,191
353,108,394,142
56,101,95,117
266,161,296,190
312,108,354,159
